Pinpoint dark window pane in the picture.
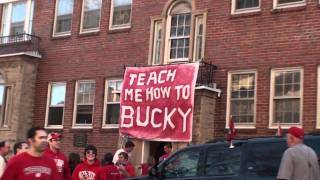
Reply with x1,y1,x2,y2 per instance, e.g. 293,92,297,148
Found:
274,99,300,123
76,105,93,124
48,107,64,125
112,5,131,26
236,0,259,10
106,104,120,124
83,10,100,29
56,14,72,33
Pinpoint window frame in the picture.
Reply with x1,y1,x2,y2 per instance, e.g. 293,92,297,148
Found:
102,79,122,129
109,0,132,30
45,82,67,129
273,0,306,9
52,0,74,37
231,0,261,15
150,19,163,65
0,0,34,37
79,0,102,34
193,12,206,62
72,80,95,129
269,67,303,129
317,66,320,129
226,70,257,129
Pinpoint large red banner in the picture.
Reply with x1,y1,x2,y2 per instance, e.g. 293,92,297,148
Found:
119,63,199,142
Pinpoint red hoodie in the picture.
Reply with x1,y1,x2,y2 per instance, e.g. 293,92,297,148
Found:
72,160,106,180
43,148,71,180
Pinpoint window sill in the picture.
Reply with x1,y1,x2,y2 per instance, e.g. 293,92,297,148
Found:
230,10,261,19
72,126,93,129
51,34,72,40
102,125,119,129
269,124,302,129
79,30,100,37
45,126,64,129
272,2,306,13
108,27,132,34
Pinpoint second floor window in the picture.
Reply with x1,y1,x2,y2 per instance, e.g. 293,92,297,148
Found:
46,82,66,128
0,74,12,128
110,0,132,29
1,0,34,37
81,0,102,33
53,0,74,36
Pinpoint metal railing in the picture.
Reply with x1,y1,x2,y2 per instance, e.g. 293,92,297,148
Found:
0,33,41,56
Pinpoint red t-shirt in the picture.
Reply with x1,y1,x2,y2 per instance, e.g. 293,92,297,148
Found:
1,152,59,180
102,164,121,180
120,163,136,180
43,148,71,180
140,163,150,176
72,160,106,180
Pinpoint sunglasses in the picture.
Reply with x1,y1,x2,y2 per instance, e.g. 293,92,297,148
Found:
86,150,96,155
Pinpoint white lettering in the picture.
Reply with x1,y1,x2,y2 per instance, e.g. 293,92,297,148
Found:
178,108,192,133
163,107,176,130
151,108,162,128
129,74,137,86
121,106,134,128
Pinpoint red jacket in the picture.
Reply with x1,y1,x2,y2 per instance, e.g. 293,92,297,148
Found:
43,148,71,180
102,164,121,180
72,160,106,180
1,152,59,180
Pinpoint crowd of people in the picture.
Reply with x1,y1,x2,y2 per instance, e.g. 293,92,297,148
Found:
0,127,172,180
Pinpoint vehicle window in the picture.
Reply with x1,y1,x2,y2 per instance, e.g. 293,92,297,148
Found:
305,137,320,164
162,148,200,178
246,141,287,179
205,145,241,176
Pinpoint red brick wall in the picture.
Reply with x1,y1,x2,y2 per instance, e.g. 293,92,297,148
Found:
29,0,320,159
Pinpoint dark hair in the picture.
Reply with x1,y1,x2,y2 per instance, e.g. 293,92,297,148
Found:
125,141,135,148
84,144,97,156
119,152,129,160
69,152,81,174
164,143,172,149
102,153,114,166
13,141,27,155
27,127,46,139
0,141,5,149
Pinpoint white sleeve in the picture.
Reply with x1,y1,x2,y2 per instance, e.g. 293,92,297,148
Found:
0,157,6,177
113,149,124,164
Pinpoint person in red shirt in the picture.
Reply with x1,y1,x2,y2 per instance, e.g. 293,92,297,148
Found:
159,143,172,163
72,145,106,180
44,132,71,180
116,152,135,179
1,127,59,180
139,156,155,176
101,153,120,180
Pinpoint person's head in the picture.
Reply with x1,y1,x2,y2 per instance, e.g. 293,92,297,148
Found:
84,145,97,163
0,140,11,156
118,152,129,164
26,127,48,153
286,127,304,147
13,141,29,155
164,143,172,154
47,132,62,151
124,141,135,153
102,153,114,165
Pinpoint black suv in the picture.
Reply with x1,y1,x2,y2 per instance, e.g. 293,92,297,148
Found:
129,135,320,180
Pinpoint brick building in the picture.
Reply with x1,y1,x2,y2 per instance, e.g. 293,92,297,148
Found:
1,0,320,167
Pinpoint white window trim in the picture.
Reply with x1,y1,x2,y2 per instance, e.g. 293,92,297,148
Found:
79,0,102,34
45,82,66,129
231,0,261,15
317,66,320,129
192,13,206,62
0,0,34,37
226,70,257,129
151,20,163,65
52,0,74,37
108,0,132,30
273,0,306,9
269,67,303,129
72,80,95,129
0,0,20,4
102,79,122,129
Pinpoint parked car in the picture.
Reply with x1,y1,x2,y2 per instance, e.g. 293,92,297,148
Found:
128,134,320,180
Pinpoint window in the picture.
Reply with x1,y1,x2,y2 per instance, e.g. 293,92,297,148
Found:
73,80,95,127
193,15,204,61
162,148,200,178
0,74,11,128
151,20,162,65
270,68,303,127
273,0,305,9
227,71,256,127
80,0,102,33
205,145,241,176
110,0,132,29
103,80,122,128
53,0,74,36
1,0,34,37
231,0,260,14
45,82,66,128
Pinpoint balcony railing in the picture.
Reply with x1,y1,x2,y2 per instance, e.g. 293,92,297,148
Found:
124,59,217,88
0,33,41,57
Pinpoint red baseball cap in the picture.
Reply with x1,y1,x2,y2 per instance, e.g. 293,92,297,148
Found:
288,127,304,139
47,133,62,141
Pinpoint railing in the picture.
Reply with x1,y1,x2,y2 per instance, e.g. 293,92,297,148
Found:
124,59,217,88
0,33,41,56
